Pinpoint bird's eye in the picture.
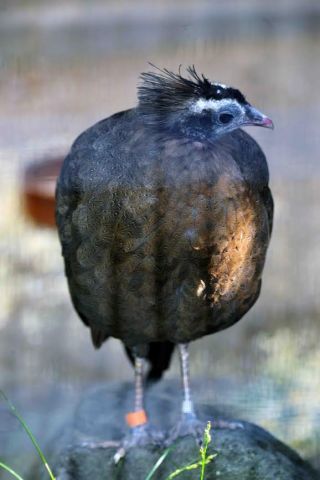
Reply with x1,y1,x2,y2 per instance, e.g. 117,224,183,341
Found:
219,113,234,124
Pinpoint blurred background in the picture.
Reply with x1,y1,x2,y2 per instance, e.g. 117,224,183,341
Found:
0,0,320,477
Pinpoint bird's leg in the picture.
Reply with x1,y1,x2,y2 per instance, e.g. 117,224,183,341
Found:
134,357,144,410
125,356,148,429
180,343,196,419
180,344,245,432
166,343,204,445
166,344,243,447
114,355,163,463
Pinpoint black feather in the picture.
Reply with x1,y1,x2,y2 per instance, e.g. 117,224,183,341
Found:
138,64,247,125
124,342,175,383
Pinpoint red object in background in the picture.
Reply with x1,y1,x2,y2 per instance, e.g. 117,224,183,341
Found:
23,157,64,228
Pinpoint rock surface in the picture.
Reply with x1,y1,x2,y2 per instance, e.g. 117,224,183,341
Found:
31,381,318,480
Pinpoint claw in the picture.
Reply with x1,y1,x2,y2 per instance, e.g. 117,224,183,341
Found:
114,447,126,464
114,424,164,463
166,413,205,446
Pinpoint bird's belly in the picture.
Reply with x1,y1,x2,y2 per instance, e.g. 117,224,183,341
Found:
73,178,270,347
105,180,270,346
146,180,269,343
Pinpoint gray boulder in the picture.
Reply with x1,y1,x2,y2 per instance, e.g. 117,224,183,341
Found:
32,381,318,480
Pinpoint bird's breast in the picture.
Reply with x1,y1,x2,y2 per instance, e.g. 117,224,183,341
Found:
158,170,269,308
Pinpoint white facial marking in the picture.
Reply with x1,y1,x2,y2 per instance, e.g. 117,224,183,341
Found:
191,98,229,113
191,97,245,115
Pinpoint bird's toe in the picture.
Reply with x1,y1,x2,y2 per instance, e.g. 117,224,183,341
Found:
166,413,205,446
114,425,165,463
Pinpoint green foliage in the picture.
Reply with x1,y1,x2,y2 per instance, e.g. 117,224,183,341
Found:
199,422,215,480
0,391,56,480
144,447,174,480
0,462,24,480
146,421,217,480
0,393,216,480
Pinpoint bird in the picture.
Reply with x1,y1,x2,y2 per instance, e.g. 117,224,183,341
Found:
55,65,274,454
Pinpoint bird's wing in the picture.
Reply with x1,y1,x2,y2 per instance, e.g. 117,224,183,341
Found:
56,111,130,338
56,146,111,347
56,109,165,346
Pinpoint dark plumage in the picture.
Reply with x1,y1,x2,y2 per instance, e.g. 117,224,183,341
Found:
56,66,273,449
125,342,175,381
138,65,247,127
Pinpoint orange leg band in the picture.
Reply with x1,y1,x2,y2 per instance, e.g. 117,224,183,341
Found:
126,409,148,428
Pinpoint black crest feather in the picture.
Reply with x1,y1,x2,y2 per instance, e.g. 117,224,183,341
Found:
138,64,247,125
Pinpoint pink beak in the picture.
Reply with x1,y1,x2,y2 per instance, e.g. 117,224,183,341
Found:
244,105,274,130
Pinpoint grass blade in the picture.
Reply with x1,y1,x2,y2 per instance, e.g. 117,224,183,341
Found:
166,459,201,479
145,447,174,480
0,462,25,480
0,391,56,480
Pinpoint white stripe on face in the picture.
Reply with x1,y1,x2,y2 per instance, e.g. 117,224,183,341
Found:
190,98,245,114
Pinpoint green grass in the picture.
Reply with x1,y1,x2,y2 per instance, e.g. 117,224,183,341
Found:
145,421,217,480
0,391,56,480
144,446,175,480
1,392,215,480
0,462,25,480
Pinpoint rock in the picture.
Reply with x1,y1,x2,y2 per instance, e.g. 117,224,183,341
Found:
31,381,318,480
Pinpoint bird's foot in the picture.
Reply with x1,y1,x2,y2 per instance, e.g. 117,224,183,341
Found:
166,412,205,446
166,414,244,447
114,424,164,464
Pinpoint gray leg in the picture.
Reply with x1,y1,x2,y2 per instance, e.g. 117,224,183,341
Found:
166,343,243,446
179,344,196,417
166,343,204,445
78,357,149,458
114,355,163,463
133,356,145,412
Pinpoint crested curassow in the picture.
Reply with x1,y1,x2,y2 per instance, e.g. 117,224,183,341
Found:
56,66,274,454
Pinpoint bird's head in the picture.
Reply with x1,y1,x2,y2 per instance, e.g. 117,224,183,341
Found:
138,65,274,141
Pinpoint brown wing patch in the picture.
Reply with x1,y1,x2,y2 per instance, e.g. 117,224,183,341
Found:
209,193,258,304
183,174,268,307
